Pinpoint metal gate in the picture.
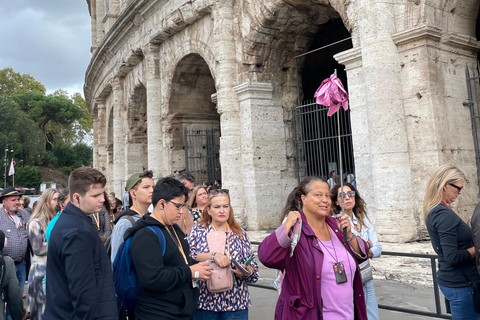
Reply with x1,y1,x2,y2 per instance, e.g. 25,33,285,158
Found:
464,63,480,180
291,98,355,182
184,128,219,184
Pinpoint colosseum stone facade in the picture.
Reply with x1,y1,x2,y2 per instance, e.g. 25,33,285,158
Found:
85,0,480,242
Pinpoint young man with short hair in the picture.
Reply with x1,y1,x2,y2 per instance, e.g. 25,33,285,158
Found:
176,172,195,198
44,167,117,320
126,177,213,319
110,170,155,261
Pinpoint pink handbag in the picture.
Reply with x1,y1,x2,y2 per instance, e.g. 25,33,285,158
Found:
206,230,233,293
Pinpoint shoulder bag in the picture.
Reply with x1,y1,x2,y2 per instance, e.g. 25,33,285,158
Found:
206,230,233,293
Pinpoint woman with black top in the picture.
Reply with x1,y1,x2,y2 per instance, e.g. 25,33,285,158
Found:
424,164,479,319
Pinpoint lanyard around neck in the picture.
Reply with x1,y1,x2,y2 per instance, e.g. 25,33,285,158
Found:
5,210,22,228
166,226,189,265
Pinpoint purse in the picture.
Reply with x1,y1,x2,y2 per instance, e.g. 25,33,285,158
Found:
359,259,373,285
206,230,233,293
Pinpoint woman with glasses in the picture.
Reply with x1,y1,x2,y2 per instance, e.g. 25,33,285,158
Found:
188,189,259,320
331,183,381,320
258,176,368,320
425,164,479,319
27,188,59,320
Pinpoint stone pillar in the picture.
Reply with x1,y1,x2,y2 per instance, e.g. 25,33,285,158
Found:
234,82,287,230
392,26,480,225
144,43,164,177
95,100,108,174
348,0,415,242
211,1,246,224
112,78,126,196
94,0,105,48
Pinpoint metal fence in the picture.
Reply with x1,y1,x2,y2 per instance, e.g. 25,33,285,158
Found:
249,242,452,319
291,99,355,182
464,63,480,181
184,128,219,184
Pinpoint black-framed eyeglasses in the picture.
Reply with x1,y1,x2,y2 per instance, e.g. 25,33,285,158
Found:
449,183,463,192
168,200,187,210
338,191,356,198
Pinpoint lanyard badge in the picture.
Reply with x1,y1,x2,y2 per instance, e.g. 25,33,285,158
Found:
333,262,347,284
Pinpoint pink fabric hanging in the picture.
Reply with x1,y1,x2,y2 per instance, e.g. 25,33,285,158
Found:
314,74,349,116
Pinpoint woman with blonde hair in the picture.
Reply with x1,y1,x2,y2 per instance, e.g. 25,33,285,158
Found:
27,188,59,320
179,186,209,235
188,189,259,319
424,164,479,319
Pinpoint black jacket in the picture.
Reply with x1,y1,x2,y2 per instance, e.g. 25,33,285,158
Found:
44,202,117,320
127,213,199,319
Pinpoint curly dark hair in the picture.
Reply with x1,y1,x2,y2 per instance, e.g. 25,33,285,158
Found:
330,182,370,229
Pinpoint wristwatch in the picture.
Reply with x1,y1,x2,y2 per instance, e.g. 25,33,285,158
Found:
211,251,217,262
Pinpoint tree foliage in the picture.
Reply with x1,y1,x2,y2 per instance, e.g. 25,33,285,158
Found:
0,67,45,101
0,67,93,187
15,165,43,189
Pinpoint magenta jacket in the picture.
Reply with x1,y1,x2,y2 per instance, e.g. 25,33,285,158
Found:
258,213,368,320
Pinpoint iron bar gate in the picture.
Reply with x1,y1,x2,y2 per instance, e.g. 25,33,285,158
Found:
184,128,219,184
291,99,355,182
464,63,480,180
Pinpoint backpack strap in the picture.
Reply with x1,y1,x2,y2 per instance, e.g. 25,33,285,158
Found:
122,215,136,228
146,226,166,256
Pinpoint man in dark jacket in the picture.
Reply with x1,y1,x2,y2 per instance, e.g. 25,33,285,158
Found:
127,177,213,319
44,167,117,320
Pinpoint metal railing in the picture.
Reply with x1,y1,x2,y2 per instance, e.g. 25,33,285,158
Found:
249,242,451,319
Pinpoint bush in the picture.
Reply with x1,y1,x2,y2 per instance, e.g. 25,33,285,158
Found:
15,165,42,189
62,166,72,175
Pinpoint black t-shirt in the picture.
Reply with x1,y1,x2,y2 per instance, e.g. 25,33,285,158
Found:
427,203,479,287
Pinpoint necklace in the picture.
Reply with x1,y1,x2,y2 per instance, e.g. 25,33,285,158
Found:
165,226,189,265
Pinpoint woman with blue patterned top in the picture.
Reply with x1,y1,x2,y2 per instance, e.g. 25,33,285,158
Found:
331,183,382,320
188,189,259,320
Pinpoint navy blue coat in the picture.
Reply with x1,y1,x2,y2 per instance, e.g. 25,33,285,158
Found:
44,202,117,319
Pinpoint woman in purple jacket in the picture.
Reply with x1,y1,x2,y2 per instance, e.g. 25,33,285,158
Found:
258,176,369,320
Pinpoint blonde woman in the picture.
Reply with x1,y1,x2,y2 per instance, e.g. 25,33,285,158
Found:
424,164,479,319
179,186,209,235
188,189,259,319
27,188,59,320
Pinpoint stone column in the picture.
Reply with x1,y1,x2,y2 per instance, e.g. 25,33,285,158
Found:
95,100,108,174
234,82,287,230
125,143,144,175
349,0,415,242
211,1,246,224
112,78,126,196
144,43,164,177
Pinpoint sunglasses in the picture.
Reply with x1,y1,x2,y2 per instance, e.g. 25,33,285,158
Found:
168,200,187,210
209,189,229,196
449,183,463,192
338,191,356,198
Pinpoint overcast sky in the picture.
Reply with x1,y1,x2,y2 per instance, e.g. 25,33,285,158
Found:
0,1,92,96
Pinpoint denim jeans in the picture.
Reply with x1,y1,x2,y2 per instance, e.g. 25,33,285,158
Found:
194,308,248,320
15,262,26,296
439,284,480,319
363,280,380,320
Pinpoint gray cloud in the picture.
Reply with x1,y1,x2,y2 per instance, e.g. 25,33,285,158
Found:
0,1,91,95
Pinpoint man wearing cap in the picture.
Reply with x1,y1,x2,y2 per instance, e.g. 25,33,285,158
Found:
110,170,155,262
0,187,30,296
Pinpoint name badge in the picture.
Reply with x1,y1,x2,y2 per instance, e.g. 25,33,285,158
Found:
6,229,11,233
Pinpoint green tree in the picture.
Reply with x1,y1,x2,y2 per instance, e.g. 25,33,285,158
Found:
9,92,85,154
15,165,43,189
73,143,93,166
0,67,45,101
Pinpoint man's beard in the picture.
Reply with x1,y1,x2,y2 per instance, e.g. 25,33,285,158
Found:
6,206,18,212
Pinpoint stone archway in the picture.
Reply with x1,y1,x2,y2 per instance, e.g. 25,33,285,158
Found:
168,53,220,182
